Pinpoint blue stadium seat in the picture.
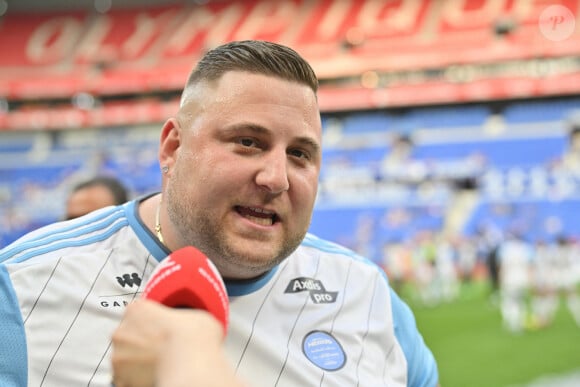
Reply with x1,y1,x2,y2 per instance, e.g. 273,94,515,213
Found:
412,136,566,168
409,105,491,129
503,98,580,124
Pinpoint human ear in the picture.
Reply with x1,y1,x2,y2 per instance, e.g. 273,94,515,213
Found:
158,118,181,173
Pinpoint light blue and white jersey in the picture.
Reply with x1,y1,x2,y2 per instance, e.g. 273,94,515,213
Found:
0,197,438,387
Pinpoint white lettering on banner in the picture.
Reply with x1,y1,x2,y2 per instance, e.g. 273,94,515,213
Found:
357,0,422,36
3,0,579,111
279,1,320,44
233,1,299,42
76,9,176,63
122,13,161,58
75,16,114,63
207,4,247,50
441,0,503,28
164,3,246,57
26,17,81,63
316,0,352,41
512,0,574,21
13,0,580,68
164,7,212,55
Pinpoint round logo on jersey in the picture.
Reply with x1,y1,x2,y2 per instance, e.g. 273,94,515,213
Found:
302,331,346,371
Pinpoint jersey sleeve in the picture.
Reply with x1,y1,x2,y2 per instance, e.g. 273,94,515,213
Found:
0,265,28,386
390,287,439,387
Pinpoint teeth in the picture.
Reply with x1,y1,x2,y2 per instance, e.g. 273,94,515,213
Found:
249,206,274,215
236,206,277,226
244,214,273,226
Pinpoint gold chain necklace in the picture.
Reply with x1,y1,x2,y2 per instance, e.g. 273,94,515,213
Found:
154,197,164,244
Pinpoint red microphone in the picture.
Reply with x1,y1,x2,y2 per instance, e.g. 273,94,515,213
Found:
141,246,229,333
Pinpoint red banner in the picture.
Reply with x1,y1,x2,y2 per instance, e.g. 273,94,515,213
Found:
0,0,578,116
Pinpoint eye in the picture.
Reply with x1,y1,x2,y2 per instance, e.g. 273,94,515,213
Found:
289,148,310,160
238,137,258,148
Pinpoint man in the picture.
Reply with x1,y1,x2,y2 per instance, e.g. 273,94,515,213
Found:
497,232,534,332
65,175,129,220
0,40,438,386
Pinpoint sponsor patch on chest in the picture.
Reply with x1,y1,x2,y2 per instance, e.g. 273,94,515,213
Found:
284,277,338,304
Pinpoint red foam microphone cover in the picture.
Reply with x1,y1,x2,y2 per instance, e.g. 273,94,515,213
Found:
142,246,229,333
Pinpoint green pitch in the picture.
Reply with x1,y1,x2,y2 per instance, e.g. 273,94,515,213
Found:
401,281,580,387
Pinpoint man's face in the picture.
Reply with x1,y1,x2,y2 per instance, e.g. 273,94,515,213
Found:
163,71,322,279
66,185,117,220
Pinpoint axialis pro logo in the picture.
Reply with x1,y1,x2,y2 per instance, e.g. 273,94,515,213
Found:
285,277,338,304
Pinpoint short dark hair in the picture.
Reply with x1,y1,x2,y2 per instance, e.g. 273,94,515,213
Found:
72,176,128,205
183,40,318,97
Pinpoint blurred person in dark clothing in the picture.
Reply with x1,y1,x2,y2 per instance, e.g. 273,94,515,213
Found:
65,175,129,220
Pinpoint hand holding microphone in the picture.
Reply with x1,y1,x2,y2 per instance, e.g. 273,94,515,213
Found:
111,247,243,387
141,246,229,333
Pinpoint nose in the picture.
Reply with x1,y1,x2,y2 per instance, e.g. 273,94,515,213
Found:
255,150,290,194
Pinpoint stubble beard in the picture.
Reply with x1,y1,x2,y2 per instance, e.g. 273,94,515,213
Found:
165,185,306,279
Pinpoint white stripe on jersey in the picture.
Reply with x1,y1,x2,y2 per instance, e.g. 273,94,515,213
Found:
1,203,160,386
1,206,128,264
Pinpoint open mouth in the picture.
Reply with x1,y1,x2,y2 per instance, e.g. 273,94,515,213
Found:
235,206,279,226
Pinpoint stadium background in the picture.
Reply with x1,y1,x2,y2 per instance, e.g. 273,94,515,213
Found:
1,0,579,386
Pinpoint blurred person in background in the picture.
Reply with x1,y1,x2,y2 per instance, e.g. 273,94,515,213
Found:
531,239,558,329
497,232,534,333
0,40,438,387
531,236,580,329
65,175,129,220
475,223,503,302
